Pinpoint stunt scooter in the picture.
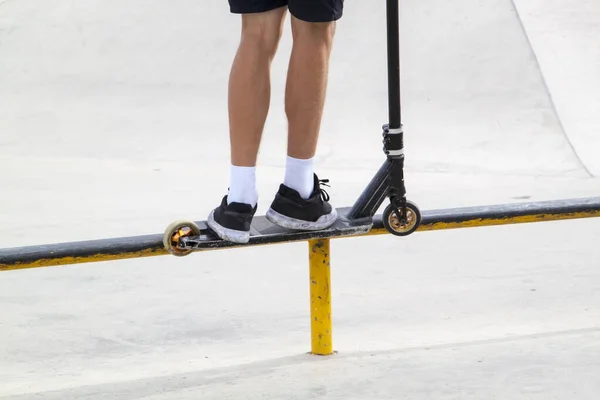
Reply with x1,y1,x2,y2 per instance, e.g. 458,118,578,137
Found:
163,0,422,256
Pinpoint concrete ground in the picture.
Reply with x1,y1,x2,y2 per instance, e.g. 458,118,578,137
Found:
1,0,599,398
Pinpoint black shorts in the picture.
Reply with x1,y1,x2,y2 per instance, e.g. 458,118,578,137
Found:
229,0,343,23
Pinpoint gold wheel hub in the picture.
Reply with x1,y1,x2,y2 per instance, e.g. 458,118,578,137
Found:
169,226,195,255
388,208,417,233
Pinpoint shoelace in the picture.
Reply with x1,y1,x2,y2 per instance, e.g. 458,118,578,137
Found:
318,179,331,202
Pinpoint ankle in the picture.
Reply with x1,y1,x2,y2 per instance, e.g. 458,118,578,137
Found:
284,156,315,199
228,165,258,207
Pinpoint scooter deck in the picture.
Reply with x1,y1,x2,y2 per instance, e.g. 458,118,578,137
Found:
176,207,373,252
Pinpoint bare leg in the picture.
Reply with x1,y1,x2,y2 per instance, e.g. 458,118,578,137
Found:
281,16,336,200
225,7,287,207
229,7,287,167
285,16,336,160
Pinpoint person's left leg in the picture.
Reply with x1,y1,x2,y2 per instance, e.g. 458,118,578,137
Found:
265,0,344,231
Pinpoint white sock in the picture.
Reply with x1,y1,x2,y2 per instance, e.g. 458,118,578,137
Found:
227,165,258,206
284,156,315,199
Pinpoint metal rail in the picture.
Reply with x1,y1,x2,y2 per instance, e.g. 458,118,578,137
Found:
2,197,599,273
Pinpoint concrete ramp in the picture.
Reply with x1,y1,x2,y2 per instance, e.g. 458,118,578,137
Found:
0,0,593,176
1,0,600,399
394,0,589,177
513,0,600,176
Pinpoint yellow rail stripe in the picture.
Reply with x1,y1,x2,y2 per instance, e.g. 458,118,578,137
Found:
2,207,600,272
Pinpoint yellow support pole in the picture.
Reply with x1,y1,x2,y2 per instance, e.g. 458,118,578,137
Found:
309,238,333,355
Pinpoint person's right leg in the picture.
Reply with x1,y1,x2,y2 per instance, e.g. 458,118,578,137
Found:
208,2,287,244
227,5,287,205
228,5,287,169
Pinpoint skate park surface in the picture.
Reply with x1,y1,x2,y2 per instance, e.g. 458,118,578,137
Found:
1,0,600,398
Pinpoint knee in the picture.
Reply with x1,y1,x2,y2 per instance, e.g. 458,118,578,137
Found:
291,19,336,46
240,14,285,58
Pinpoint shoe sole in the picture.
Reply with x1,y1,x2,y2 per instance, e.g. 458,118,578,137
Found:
207,210,250,244
265,208,338,231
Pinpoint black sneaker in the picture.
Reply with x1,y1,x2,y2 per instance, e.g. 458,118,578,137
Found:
266,174,338,231
207,195,257,244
